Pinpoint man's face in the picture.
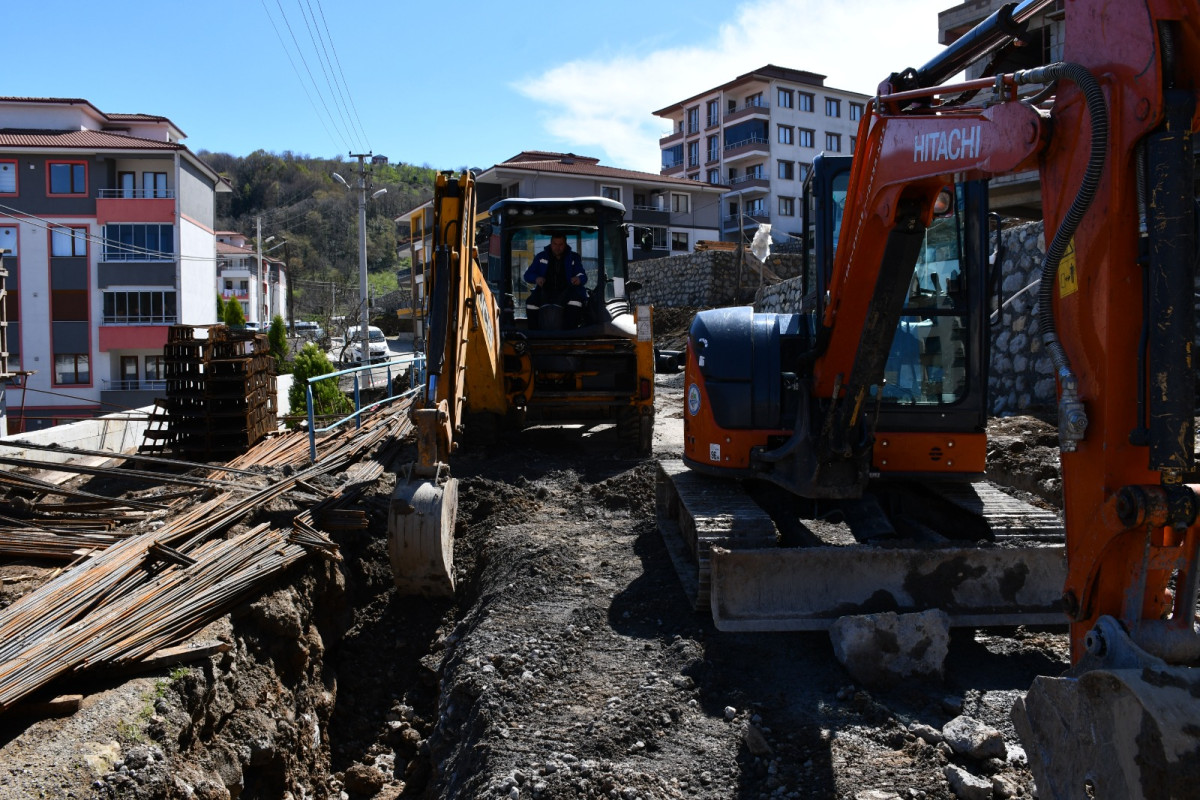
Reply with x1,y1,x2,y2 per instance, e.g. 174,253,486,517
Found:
549,237,567,256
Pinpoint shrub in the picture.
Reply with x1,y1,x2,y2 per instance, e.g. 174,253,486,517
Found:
289,342,352,422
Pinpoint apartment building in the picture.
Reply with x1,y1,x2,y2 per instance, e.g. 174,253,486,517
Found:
0,97,229,432
398,151,728,338
215,231,288,329
655,65,869,244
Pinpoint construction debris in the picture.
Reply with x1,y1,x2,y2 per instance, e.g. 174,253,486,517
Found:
141,325,278,459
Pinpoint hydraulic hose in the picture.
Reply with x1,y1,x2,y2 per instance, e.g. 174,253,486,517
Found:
1014,62,1109,450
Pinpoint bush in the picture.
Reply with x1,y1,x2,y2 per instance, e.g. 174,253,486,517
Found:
268,314,289,365
223,298,246,328
289,342,352,423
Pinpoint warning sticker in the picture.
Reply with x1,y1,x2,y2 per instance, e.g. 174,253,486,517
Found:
1058,238,1078,298
709,443,721,461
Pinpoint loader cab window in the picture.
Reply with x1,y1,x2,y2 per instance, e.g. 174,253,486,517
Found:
495,225,624,322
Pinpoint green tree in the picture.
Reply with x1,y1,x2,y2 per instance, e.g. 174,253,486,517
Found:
289,342,352,421
268,314,289,366
223,299,246,328
216,294,225,320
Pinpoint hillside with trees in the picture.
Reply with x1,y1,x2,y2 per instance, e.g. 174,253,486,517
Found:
199,149,439,328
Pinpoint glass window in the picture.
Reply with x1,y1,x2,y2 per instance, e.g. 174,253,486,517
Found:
778,161,794,180
671,231,689,252
825,98,841,117
707,135,720,162
672,194,689,213
779,197,795,216
777,89,793,109
688,140,700,166
601,186,621,202
102,224,175,260
662,144,683,169
0,161,16,194
51,226,87,257
54,354,89,385
850,102,865,121
850,136,857,155
799,92,814,112
687,106,700,134
778,125,793,145
101,290,179,323
145,355,165,382
49,162,87,195
706,99,720,127
799,129,815,148
119,171,136,198
707,169,721,184
0,225,18,256
143,172,168,198
826,133,842,152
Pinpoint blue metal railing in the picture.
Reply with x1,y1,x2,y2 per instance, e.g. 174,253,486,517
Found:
305,353,427,461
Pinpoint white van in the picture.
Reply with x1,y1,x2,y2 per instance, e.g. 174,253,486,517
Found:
292,320,325,341
346,325,389,363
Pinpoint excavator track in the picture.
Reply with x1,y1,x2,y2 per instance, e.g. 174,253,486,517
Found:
657,459,1066,631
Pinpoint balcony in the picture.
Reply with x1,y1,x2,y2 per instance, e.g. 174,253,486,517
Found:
100,378,166,410
631,206,669,225
722,212,770,233
660,159,685,176
726,174,771,196
724,100,771,126
723,137,770,164
95,189,175,225
659,128,683,146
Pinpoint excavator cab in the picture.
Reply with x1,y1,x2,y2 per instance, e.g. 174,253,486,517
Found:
802,155,991,476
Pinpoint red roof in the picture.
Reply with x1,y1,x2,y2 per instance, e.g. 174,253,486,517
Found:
496,152,726,189
217,241,254,255
0,129,183,151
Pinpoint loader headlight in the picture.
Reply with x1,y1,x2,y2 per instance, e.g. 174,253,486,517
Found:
687,383,701,416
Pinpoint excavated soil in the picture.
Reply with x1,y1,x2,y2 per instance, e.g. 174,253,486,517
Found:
0,310,1072,799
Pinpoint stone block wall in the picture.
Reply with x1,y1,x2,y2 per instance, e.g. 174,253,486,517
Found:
628,252,803,309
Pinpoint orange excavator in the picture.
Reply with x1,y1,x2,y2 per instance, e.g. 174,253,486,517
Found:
667,0,1200,791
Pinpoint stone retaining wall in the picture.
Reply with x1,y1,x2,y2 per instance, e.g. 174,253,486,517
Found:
628,252,803,309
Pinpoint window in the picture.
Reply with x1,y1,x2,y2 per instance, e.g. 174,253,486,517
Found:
798,162,810,181
119,356,139,389
648,227,668,249
826,133,842,152
777,89,793,109
663,144,683,169
747,199,766,216
688,140,700,167
688,173,700,182
145,355,165,382
778,125,793,145
672,193,689,213
746,92,765,109
779,197,795,216
143,172,168,198
727,99,737,114
707,135,720,162
727,167,738,182
671,231,689,252
728,201,739,218
54,354,90,385
601,186,621,202
0,226,16,256
747,164,764,180
799,92,814,112
798,129,815,148
119,171,136,198
0,161,16,194
707,169,721,185
850,102,864,121
51,226,88,257
48,161,87,195
103,224,174,261
778,160,794,180
825,98,841,117
102,290,179,324
687,106,700,134
706,99,720,127
850,136,857,155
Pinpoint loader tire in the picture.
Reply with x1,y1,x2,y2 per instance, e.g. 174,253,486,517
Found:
617,407,653,456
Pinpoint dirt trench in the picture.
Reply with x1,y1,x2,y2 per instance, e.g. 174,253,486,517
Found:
0,313,1072,799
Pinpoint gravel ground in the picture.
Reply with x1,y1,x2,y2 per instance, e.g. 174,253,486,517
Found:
0,310,1072,799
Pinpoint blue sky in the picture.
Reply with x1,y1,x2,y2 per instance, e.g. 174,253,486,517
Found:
7,0,954,174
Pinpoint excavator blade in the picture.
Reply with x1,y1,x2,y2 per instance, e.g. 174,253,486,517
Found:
1013,664,1200,797
388,477,457,597
708,544,1066,632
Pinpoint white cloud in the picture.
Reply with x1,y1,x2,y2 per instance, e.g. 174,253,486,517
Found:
515,0,952,172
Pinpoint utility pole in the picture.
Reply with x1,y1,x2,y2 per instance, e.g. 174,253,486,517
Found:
255,216,263,326
349,153,371,347
285,240,294,334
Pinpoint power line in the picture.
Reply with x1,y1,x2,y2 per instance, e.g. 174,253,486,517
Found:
299,0,365,153
314,0,371,151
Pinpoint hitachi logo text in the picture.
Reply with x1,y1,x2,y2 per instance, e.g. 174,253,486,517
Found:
913,126,981,163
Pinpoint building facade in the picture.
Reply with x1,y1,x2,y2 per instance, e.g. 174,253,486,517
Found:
398,151,727,338
215,231,288,329
655,65,869,244
0,97,229,432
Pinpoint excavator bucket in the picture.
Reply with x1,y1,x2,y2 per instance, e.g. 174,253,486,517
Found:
388,478,457,597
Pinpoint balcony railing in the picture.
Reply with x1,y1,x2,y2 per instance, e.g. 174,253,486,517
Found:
661,159,684,170
97,189,176,199
724,136,769,152
103,378,167,392
102,314,179,325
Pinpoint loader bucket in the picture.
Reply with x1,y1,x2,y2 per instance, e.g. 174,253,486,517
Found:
389,478,457,596
708,544,1066,632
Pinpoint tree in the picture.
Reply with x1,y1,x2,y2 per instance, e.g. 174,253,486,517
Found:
289,342,352,422
216,294,226,320
268,314,289,367
223,299,246,328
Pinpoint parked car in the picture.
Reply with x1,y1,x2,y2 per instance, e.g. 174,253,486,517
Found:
291,320,325,341
346,325,389,363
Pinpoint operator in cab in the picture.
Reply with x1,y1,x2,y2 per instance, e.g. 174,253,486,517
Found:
524,232,587,330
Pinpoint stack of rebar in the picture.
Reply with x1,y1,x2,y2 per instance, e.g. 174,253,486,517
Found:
141,325,278,459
